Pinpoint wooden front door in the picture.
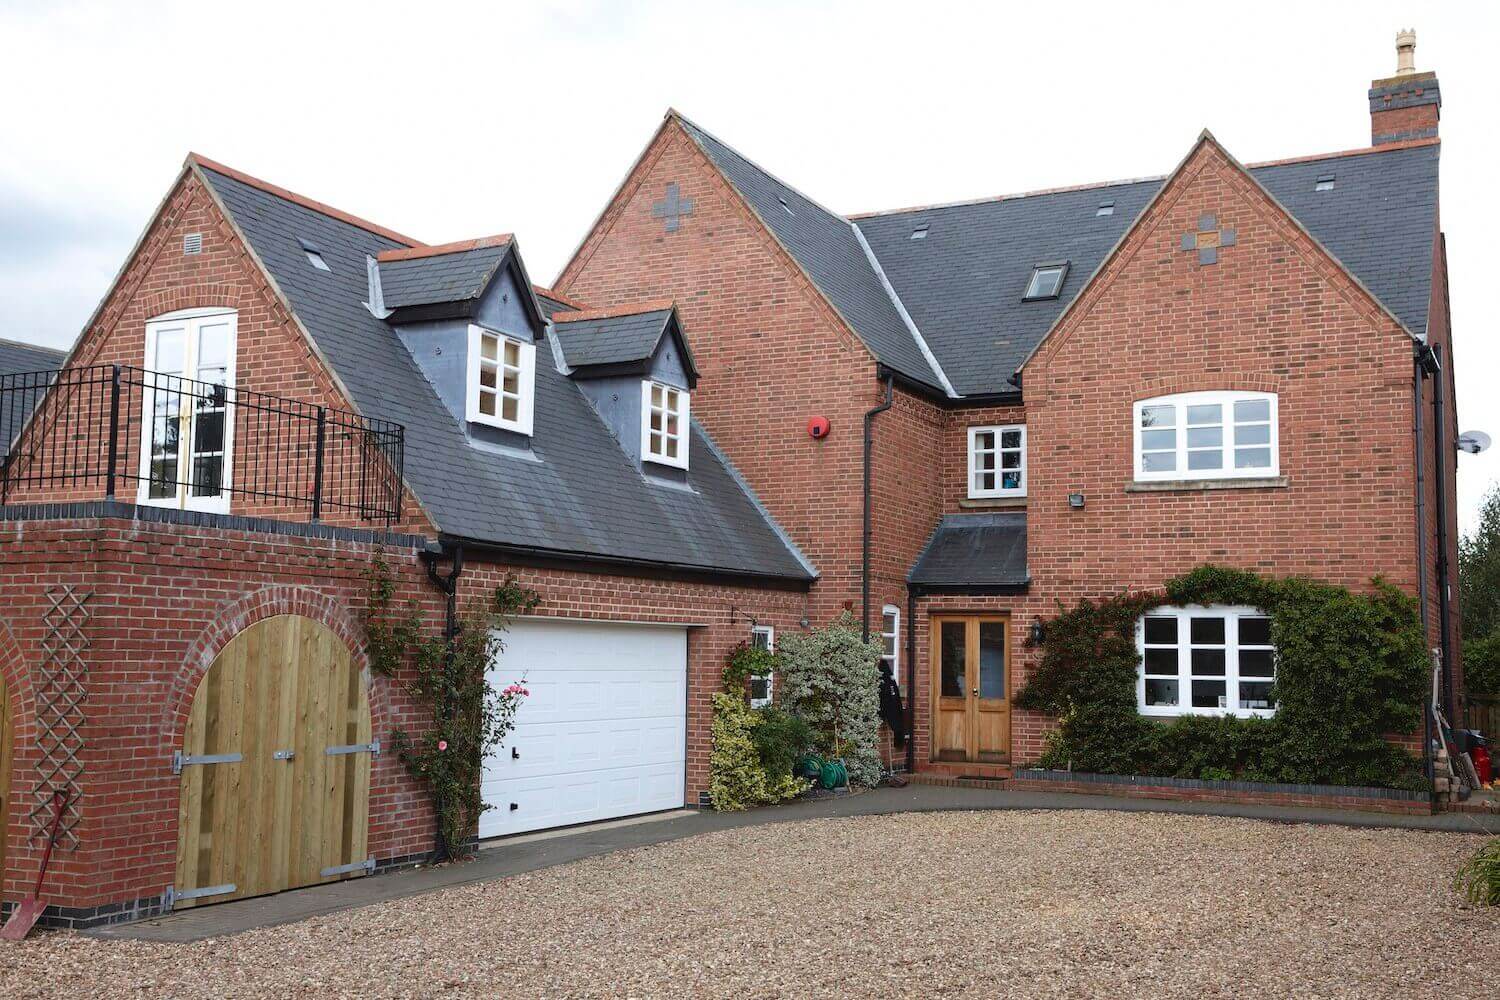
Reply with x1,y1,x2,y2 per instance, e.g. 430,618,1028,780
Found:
173,615,372,908
931,615,1011,763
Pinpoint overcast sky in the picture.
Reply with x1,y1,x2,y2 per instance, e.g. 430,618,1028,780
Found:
2,0,1495,530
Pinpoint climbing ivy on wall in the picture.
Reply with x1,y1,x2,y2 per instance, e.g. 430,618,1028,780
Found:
362,555,540,860
1012,566,1428,789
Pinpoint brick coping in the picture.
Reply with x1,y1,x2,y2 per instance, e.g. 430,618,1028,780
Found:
1013,768,1430,802
0,499,432,549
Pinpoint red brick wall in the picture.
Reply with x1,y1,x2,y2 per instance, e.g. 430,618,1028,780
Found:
941,403,1029,511
556,121,883,623
0,514,809,915
6,169,430,534
905,139,1427,769
1372,104,1439,145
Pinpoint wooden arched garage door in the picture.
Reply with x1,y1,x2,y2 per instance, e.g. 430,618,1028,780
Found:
172,615,373,908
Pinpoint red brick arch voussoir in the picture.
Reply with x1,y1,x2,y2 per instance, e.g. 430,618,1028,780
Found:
161,585,384,745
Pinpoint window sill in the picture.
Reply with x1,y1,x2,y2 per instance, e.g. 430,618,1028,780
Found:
1125,476,1288,494
959,496,1027,510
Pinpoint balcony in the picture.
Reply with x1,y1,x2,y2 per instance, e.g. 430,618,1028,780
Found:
1,365,405,526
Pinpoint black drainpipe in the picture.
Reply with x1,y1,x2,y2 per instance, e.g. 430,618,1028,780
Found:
862,374,895,642
905,586,916,773
1413,349,1434,792
419,540,464,860
1428,345,1457,722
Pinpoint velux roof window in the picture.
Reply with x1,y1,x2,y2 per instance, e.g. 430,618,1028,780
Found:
911,225,929,240
1315,174,1335,192
1096,201,1115,217
299,238,331,272
1023,262,1069,301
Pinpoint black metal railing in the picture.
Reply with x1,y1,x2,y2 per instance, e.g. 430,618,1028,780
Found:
0,365,405,525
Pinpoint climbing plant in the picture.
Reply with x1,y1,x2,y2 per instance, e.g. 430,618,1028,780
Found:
775,612,885,787
362,555,540,860
1013,565,1428,789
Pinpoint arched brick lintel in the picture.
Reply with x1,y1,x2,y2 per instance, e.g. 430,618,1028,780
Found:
161,585,384,744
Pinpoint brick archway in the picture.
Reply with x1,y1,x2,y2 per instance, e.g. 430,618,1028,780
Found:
0,613,36,749
138,283,244,321
162,585,384,745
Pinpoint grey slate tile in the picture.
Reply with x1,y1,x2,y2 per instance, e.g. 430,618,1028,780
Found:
198,167,812,581
908,513,1028,587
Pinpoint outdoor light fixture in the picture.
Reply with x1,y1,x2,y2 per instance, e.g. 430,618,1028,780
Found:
1068,492,1086,508
1030,621,1045,644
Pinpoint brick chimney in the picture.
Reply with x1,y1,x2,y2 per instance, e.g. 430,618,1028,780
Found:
1369,29,1440,145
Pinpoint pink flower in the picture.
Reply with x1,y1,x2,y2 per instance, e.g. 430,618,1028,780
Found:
437,740,448,751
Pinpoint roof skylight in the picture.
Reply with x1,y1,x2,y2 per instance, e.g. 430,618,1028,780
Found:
911,225,930,240
1023,262,1069,301
777,194,794,216
1315,174,1335,192
299,237,331,272
1096,201,1115,217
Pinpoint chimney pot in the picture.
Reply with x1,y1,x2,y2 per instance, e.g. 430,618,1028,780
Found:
1395,28,1417,76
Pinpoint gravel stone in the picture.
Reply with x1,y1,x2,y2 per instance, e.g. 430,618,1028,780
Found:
1,810,1495,998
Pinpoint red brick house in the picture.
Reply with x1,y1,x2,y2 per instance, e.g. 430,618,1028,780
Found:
554,37,1462,776
0,157,817,925
0,31,1462,929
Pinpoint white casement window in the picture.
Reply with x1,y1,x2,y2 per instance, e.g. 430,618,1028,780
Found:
749,625,775,709
641,380,690,469
139,308,237,514
1138,606,1277,718
1133,390,1277,482
466,324,536,436
880,605,901,689
968,425,1026,498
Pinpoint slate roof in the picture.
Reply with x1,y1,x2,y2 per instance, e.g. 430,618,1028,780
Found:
0,338,68,453
907,513,1028,589
197,165,813,582
0,337,65,379
553,307,676,368
854,142,1440,395
677,117,950,395
377,240,514,310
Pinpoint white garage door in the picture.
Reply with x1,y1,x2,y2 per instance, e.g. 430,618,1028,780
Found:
480,618,688,838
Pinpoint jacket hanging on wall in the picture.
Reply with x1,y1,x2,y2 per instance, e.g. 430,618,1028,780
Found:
879,665,906,748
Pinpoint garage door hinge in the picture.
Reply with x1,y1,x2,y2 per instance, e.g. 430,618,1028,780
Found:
172,751,243,774
320,857,376,878
325,739,380,757
163,882,236,910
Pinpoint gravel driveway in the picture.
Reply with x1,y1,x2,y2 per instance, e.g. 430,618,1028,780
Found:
2,810,1495,999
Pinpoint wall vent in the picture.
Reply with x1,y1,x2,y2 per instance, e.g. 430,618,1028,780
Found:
183,233,203,255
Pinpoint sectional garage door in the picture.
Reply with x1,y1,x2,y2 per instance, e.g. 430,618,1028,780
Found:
479,619,688,838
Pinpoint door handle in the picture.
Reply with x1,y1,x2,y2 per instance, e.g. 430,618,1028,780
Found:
971,688,978,697
511,747,520,760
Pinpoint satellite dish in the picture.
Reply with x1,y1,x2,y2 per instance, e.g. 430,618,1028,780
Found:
1458,430,1492,455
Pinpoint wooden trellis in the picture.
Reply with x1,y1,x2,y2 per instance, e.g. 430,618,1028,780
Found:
31,585,90,847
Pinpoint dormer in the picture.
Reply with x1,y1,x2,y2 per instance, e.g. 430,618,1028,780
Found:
552,302,699,479
380,236,548,449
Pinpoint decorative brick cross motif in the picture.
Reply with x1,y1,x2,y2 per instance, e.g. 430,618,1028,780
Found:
1180,213,1237,265
32,584,91,848
651,182,694,233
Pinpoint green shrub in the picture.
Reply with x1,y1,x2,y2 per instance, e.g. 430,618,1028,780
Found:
708,693,807,811
751,706,814,780
1463,633,1500,698
1455,838,1500,906
1015,565,1427,790
775,612,884,787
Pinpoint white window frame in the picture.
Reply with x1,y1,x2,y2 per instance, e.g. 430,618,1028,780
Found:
640,379,690,469
138,308,238,515
749,624,775,709
967,424,1026,498
880,605,901,689
1136,605,1277,719
1132,390,1278,482
466,324,535,436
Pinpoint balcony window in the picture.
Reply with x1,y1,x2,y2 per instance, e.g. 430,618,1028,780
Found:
139,308,237,514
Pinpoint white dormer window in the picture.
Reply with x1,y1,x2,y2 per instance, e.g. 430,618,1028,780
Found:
641,380,689,469
467,324,535,436
968,425,1026,498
